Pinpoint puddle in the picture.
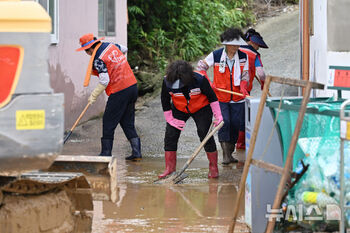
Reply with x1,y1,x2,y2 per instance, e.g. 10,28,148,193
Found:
91,157,249,232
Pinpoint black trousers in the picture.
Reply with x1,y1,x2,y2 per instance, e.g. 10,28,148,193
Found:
102,84,138,140
164,105,217,152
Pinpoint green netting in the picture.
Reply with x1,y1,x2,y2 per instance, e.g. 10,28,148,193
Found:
267,97,350,230
267,97,343,167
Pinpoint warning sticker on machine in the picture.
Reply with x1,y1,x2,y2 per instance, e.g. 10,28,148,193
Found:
16,110,45,130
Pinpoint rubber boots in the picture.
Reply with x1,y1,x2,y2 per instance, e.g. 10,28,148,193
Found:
206,151,219,178
228,143,238,163
236,131,246,150
125,137,142,161
99,138,113,156
158,151,176,179
220,142,238,165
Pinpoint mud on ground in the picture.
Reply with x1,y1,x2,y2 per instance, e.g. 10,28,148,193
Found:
0,191,82,233
61,6,300,232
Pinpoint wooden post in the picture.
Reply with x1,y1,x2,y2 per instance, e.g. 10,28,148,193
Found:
255,75,272,97
265,82,313,233
229,76,272,232
302,0,310,92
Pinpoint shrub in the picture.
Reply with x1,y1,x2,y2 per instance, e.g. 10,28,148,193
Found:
127,0,254,72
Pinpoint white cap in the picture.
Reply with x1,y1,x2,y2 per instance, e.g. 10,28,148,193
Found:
221,37,247,46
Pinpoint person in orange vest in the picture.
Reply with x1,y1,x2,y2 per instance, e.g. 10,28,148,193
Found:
236,28,269,150
76,33,141,160
196,27,249,165
159,60,223,179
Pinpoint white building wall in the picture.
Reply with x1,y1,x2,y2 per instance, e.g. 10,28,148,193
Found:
47,0,128,128
309,0,331,97
311,0,350,98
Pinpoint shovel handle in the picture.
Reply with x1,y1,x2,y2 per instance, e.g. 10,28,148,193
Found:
215,88,251,98
175,121,224,179
70,103,91,131
64,102,91,144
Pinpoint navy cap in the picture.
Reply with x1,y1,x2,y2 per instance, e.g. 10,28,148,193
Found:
250,34,268,48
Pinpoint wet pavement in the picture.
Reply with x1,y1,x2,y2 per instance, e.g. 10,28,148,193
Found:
62,93,250,232
63,118,249,232
91,158,248,233
61,8,300,233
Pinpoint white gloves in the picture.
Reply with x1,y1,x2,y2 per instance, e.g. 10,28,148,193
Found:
88,83,107,104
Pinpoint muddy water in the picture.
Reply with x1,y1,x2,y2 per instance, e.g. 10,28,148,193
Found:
63,125,249,232
61,9,300,232
62,90,249,232
91,157,248,233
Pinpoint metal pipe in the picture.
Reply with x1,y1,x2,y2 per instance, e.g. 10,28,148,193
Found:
339,99,350,232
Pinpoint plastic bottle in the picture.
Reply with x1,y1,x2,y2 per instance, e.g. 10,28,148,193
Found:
302,191,337,208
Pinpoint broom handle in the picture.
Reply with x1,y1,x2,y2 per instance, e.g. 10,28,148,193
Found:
215,88,252,98
70,103,91,131
175,121,224,179
64,103,90,144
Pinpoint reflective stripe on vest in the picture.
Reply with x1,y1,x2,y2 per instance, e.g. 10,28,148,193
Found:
212,48,248,102
96,43,137,96
165,73,209,114
239,46,257,92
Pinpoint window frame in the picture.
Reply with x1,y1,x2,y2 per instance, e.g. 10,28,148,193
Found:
36,0,59,44
98,0,116,37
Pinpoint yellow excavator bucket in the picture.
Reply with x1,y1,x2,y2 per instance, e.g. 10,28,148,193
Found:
0,1,51,32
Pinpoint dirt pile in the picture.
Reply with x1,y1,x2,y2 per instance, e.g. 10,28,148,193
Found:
0,191,76,233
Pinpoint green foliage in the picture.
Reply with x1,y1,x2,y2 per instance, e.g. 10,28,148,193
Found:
127,0,254,72
286,0,299,3
269,0,299,5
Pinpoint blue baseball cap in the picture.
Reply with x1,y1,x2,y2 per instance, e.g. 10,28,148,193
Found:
250,34,268,48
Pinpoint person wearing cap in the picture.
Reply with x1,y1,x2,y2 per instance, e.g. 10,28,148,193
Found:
196,27,249,165
235,28,269,150
76,33,142,161
159,60,223,179
240,28,268,92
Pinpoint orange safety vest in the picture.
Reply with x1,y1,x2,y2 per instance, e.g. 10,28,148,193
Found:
212,48,248,102
239,46,258,92
165,72,210,114
93,43,137,96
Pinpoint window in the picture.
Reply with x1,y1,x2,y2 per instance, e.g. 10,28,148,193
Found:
98,0,115,36
37,0,59,44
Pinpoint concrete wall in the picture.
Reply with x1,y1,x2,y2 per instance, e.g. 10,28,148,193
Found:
47,0,128,129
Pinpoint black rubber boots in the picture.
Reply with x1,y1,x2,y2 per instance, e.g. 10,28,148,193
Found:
99,138,113,156
125,137,142,161
99,137,142,160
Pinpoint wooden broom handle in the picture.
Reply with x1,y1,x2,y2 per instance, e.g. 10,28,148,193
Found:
70,103,91,131
215,88,252,98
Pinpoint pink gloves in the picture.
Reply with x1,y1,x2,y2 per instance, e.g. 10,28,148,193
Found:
240,80,249,97
210,101,223,127
164,110,186,131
